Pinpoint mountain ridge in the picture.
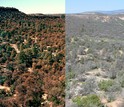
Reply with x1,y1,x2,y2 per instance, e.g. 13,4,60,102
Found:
81,9,124,15
0,6,19,12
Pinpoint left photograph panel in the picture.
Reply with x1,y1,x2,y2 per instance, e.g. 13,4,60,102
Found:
0,0,65,107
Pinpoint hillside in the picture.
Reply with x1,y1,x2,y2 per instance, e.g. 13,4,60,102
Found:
66,12,124,107
0,7,65,107
66,13,124,38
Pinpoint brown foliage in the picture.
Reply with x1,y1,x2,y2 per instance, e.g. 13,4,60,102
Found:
0,9,65,107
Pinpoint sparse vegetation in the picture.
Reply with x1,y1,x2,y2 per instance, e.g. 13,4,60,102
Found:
73,95,103,107
98,80,113,91
66,13,124,106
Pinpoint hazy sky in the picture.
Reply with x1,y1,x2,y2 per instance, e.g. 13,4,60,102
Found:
66,0,124,13
1,0,124,14
0,0,65,14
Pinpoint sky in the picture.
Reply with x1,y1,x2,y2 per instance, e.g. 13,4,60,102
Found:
0,0,124,14
0,0,65,14
66,0,124,13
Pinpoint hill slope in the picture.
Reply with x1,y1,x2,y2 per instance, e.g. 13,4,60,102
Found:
0,7,65,107
66,12,124,107
66,13,124,38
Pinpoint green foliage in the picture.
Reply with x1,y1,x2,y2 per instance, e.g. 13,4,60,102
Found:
0,90,6,98
32,45,39,58
51,96,61,105
25,99,41,107
18,51,27,64
55,53,64,63
6,63,14,71
0,31,7,38
18,50,33,67
0,76,6,85
61,14,65,19
10,84,15,93
98,80,114,91
25,91,44,107
0,56,7,63
73,95,102,107
6,46,13,52
56,23,62,28
40,23,47,30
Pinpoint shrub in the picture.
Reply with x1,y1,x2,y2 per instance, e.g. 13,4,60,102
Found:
106,92,117,102
0,76,6,85
67,72,75,79
107,82,121,92
81,78,97,96
61,14,65,19
118,75,124,87
73,94,103,107
107,67,117,79
18,50,33,67
6,63,14,71
98,80,114,91
84,60,98,71
0,90,6,98
0,89,12,98
0,102,6,107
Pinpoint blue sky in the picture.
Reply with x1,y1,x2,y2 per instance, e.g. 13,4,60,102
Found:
66,0,124,13
0,0,65,14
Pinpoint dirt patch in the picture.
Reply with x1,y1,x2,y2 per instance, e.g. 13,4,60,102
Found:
10,44,20,53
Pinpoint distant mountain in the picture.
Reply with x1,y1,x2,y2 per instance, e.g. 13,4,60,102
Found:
81,9,124,15
29,13,65,19
96,9,124,15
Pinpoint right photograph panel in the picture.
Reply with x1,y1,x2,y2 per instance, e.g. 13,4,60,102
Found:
66,0,124,107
